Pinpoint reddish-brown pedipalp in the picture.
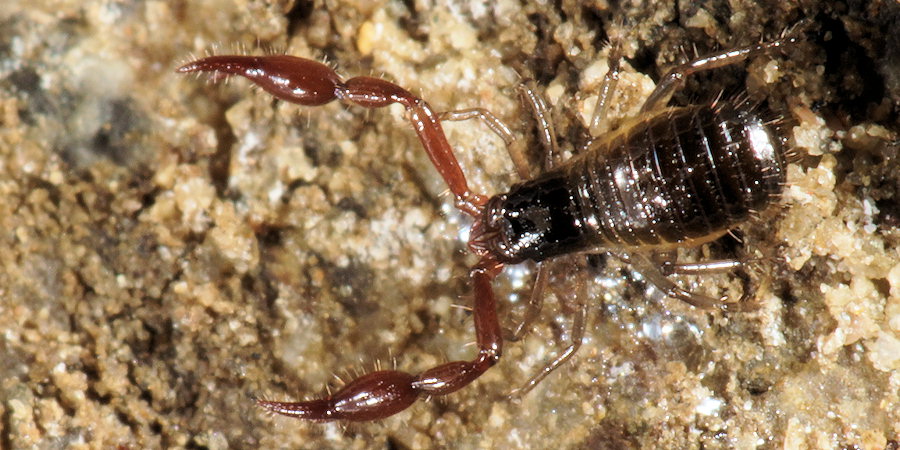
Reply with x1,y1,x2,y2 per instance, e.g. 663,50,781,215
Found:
178,55,503,421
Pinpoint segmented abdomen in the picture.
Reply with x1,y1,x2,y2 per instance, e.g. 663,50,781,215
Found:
570,103,786,250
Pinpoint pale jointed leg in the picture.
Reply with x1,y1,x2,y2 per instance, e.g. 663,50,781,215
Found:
510,260,588,398
660,258,744,276
640,21,809,113
589,43,623,137
652,250,763,311
516,80,560,173
437,107,532,179
506,261,550,342
618,252,728,309
620,251,759,310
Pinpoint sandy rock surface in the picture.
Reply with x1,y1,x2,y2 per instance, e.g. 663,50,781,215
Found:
1,0,897,448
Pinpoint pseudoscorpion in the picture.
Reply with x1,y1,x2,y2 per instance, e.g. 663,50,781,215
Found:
178,22,805,421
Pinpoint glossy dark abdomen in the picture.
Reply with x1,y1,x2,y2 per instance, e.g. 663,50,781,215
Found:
500,103,787,263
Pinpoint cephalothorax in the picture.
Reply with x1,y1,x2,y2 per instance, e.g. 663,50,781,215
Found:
178,25,802,421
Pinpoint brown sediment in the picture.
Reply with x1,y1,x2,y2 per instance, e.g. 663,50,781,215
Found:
0,0,897,448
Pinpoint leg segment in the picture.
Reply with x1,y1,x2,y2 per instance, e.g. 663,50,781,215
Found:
640,23,807,113
511,262,588,398
437,108,532,179
517,81,560,173
589,44,622,137
660,258,744,276
256,257,504,421
437,108,516,148
618,252,727,309
507,262,549,341
177,55,486,216
619,252,758,310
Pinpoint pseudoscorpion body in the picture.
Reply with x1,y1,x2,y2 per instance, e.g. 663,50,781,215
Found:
178,22,804,422
485,104,786,264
